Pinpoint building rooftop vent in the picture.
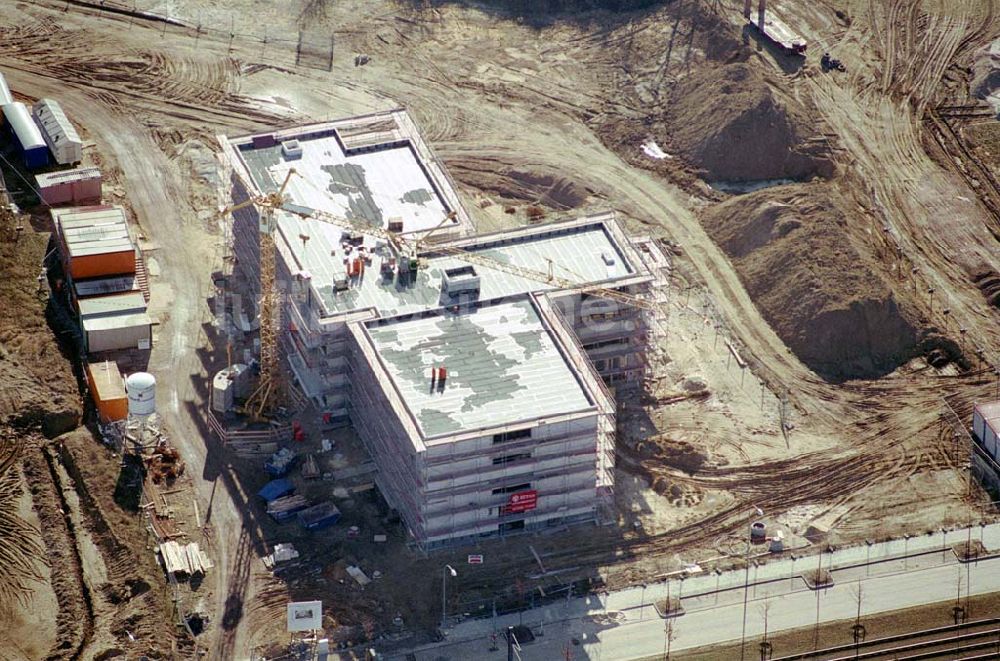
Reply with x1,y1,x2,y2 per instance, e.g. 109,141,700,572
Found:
281,139,303,159
441,265,480,298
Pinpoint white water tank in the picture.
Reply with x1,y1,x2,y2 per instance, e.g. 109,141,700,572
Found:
126,372,156,417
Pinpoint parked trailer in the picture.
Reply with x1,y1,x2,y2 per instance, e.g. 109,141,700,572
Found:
297,501,341,531
743,0,807,56
973,401,1000,462
36,167,102,206
4,102,49,169
33,99,83,165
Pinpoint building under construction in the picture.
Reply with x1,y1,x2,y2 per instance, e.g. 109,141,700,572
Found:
220,109,670,549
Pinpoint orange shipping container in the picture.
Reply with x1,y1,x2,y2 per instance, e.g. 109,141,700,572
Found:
69,249,136,280
52,205,137,280
86,360,128,422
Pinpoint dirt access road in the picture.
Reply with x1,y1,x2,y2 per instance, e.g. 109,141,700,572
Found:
3,0,1000,656
0,4,295,656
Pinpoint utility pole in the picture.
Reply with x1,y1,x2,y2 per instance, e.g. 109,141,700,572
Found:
740,506,764,661
852,581,865,659
759,600,772,661
441,564,457,631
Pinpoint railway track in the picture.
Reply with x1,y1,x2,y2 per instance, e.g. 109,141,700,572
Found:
773,618,1000,660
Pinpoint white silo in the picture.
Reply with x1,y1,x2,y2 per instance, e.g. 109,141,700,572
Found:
126,372,157,419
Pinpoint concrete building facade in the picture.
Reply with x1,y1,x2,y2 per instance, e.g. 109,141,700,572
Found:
221,111,669,549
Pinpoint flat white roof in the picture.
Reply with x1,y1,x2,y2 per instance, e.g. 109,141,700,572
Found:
364,297,594,439
978,401,1000,436
54,206,133,259
278,212,638,319
83,311,152,333
228,112,466,236
37,167,101,187
79,291,147,318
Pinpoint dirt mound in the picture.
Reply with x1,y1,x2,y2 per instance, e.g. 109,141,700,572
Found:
701,183,921,381
664,62,833,183
0,230,81,437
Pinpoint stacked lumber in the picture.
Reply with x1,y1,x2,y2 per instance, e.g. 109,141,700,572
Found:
158,541,213,577
301,454,320,479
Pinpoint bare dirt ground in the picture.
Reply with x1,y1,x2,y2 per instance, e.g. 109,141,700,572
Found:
2,0,1000,657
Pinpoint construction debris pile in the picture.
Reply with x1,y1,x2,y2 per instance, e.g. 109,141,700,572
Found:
146,440,185,484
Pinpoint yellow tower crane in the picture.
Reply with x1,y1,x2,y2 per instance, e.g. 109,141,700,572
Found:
217,169,297,418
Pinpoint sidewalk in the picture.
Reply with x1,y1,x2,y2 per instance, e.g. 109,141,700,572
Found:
383,522,1000,660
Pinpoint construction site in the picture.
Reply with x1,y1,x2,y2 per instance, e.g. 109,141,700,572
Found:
2,0,1000,659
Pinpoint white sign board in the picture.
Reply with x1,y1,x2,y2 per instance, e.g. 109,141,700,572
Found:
287,600,323,632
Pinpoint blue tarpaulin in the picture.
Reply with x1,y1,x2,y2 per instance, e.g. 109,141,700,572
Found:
258,478,295,502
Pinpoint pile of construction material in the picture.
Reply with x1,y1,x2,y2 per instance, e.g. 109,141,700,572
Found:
265,447,296,476
301,454,320,479
158,541,212,579
263,543,300,570
146,440,185,484
267,494,310,523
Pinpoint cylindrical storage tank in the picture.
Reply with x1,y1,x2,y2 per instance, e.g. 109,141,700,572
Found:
126,372,156,417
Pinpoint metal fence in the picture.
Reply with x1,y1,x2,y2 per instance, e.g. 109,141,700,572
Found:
57,0,334,66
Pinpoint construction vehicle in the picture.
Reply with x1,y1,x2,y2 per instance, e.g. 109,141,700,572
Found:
820,53,846,72
743,0,807,56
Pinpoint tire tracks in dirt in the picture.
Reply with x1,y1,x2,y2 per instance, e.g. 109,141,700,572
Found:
20,442,94,660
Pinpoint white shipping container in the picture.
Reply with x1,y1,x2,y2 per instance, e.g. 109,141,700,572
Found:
33,99,83,165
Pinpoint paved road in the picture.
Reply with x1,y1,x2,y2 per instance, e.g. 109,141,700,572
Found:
393,524,1000,661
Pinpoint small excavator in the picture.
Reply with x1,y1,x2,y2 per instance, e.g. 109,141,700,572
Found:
821,52,846,72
